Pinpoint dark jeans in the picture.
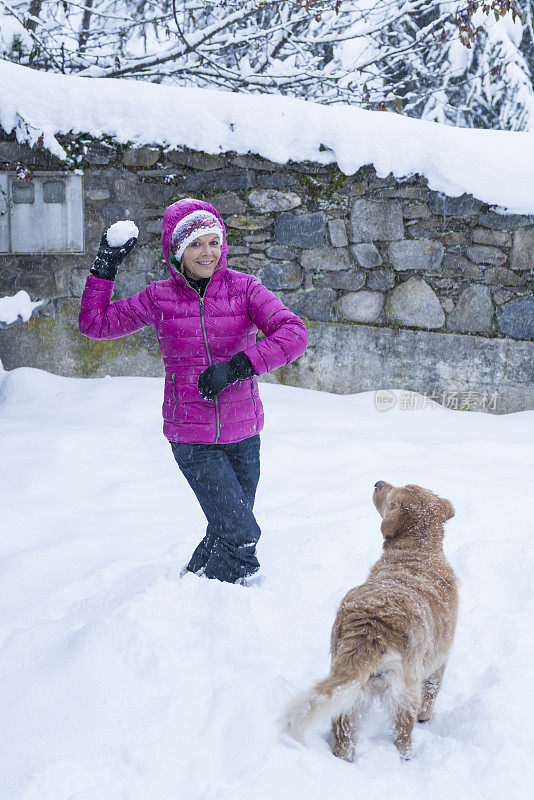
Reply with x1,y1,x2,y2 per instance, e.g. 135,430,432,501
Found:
170,434,261,583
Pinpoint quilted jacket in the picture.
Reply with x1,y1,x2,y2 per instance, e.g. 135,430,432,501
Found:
79,198,308,444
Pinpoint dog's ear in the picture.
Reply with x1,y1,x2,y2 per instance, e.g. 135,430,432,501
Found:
381,500,408,538
440,497,455,521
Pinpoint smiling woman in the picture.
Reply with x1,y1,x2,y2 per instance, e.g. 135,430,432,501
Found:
181,233,222,279
79,198,308,585
169,208,224,280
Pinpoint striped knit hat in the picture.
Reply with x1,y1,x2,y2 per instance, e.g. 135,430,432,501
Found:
170,208,223,263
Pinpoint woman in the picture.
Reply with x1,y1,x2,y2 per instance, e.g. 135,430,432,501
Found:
79,198,308,584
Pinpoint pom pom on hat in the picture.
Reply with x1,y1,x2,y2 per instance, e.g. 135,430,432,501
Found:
170,210,223,263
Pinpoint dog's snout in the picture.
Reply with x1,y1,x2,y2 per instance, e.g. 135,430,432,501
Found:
374,481,386,490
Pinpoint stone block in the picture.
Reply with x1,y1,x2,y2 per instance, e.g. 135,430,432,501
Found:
440,253,483,279
166,149,226,171
70,269,91,297
466,245,507,266
446,285,494,334
281,288,336,321
433,278,455,290
226,214,273,231
492,288,515,305
266,244,294,260
247,189,301,213
385,277,445,329
230,155,274,171
227,245,249,256
403,218,445,238
511,225,534,270
275,212,326,248
114,272,151,299
256,172,298,189
438,231,468,247
328,219,348,247
261,261,303,290
287,161,332,175
350,243,383,268
135,168,180,178
478,212,534,230
440,297,455,313
122,146,161,168
86,188,111,201
85,142,116,165
102,202,132,220
388,239,444,272
52,264,72,295
381,187,429,200
127,245,158,273
347,180,368,197
472,227,511,247
299,246,351,271
483,267,524,286
403,203,431,219
227,256,265,272
336,291,384,323
175,169,255,192
146,220,162,234
84,172,114,190
427,192,483,216
369,175,396,189
366,268,395,291
207,192,246,215
85,216,106,240
496,296,534,339
115,179,173,207
314,270,366,291
243,234,270,244
349,199,404,242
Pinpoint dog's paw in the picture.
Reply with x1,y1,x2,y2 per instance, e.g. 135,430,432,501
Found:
416,712,433,723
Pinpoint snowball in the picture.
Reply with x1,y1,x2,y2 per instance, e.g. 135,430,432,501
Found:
106,220,139,248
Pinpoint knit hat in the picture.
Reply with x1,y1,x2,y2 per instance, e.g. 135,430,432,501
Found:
170,209,223,263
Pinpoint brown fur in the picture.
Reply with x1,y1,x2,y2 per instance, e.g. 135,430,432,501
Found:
282,482,458,761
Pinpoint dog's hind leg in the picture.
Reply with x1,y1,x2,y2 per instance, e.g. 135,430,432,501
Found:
417,664,445,723
331,712,356,762
331,693,371,762
331,699,365,762
393,707,416,760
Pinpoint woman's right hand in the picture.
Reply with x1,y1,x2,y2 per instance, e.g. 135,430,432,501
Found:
90,233,137,281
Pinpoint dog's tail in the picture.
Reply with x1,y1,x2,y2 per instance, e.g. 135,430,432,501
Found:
281,640,382,743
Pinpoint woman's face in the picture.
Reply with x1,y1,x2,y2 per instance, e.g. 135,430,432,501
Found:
181,233,221,279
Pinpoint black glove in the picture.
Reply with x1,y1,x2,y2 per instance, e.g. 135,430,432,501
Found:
90,232,137,280
198,352,255,401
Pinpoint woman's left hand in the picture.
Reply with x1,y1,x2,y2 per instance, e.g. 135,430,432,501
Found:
198,362,237,400
198,352,255,400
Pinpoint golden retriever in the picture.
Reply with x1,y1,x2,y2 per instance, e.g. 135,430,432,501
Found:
282,481,458,760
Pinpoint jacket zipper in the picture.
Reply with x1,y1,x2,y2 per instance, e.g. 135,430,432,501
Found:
199,293,221,444
171,372,177,421
250,377,257,415
173,269,220,444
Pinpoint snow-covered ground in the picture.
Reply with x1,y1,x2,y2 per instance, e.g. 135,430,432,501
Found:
0,368,533,800
2,58,534,214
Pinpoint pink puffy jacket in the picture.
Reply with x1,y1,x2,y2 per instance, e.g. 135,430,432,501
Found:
79,199,308,444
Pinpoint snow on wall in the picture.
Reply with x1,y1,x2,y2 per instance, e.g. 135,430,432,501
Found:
0,290,43,326
1,59,534,214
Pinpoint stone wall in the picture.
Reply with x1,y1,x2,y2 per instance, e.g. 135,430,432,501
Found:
0,132,533,412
